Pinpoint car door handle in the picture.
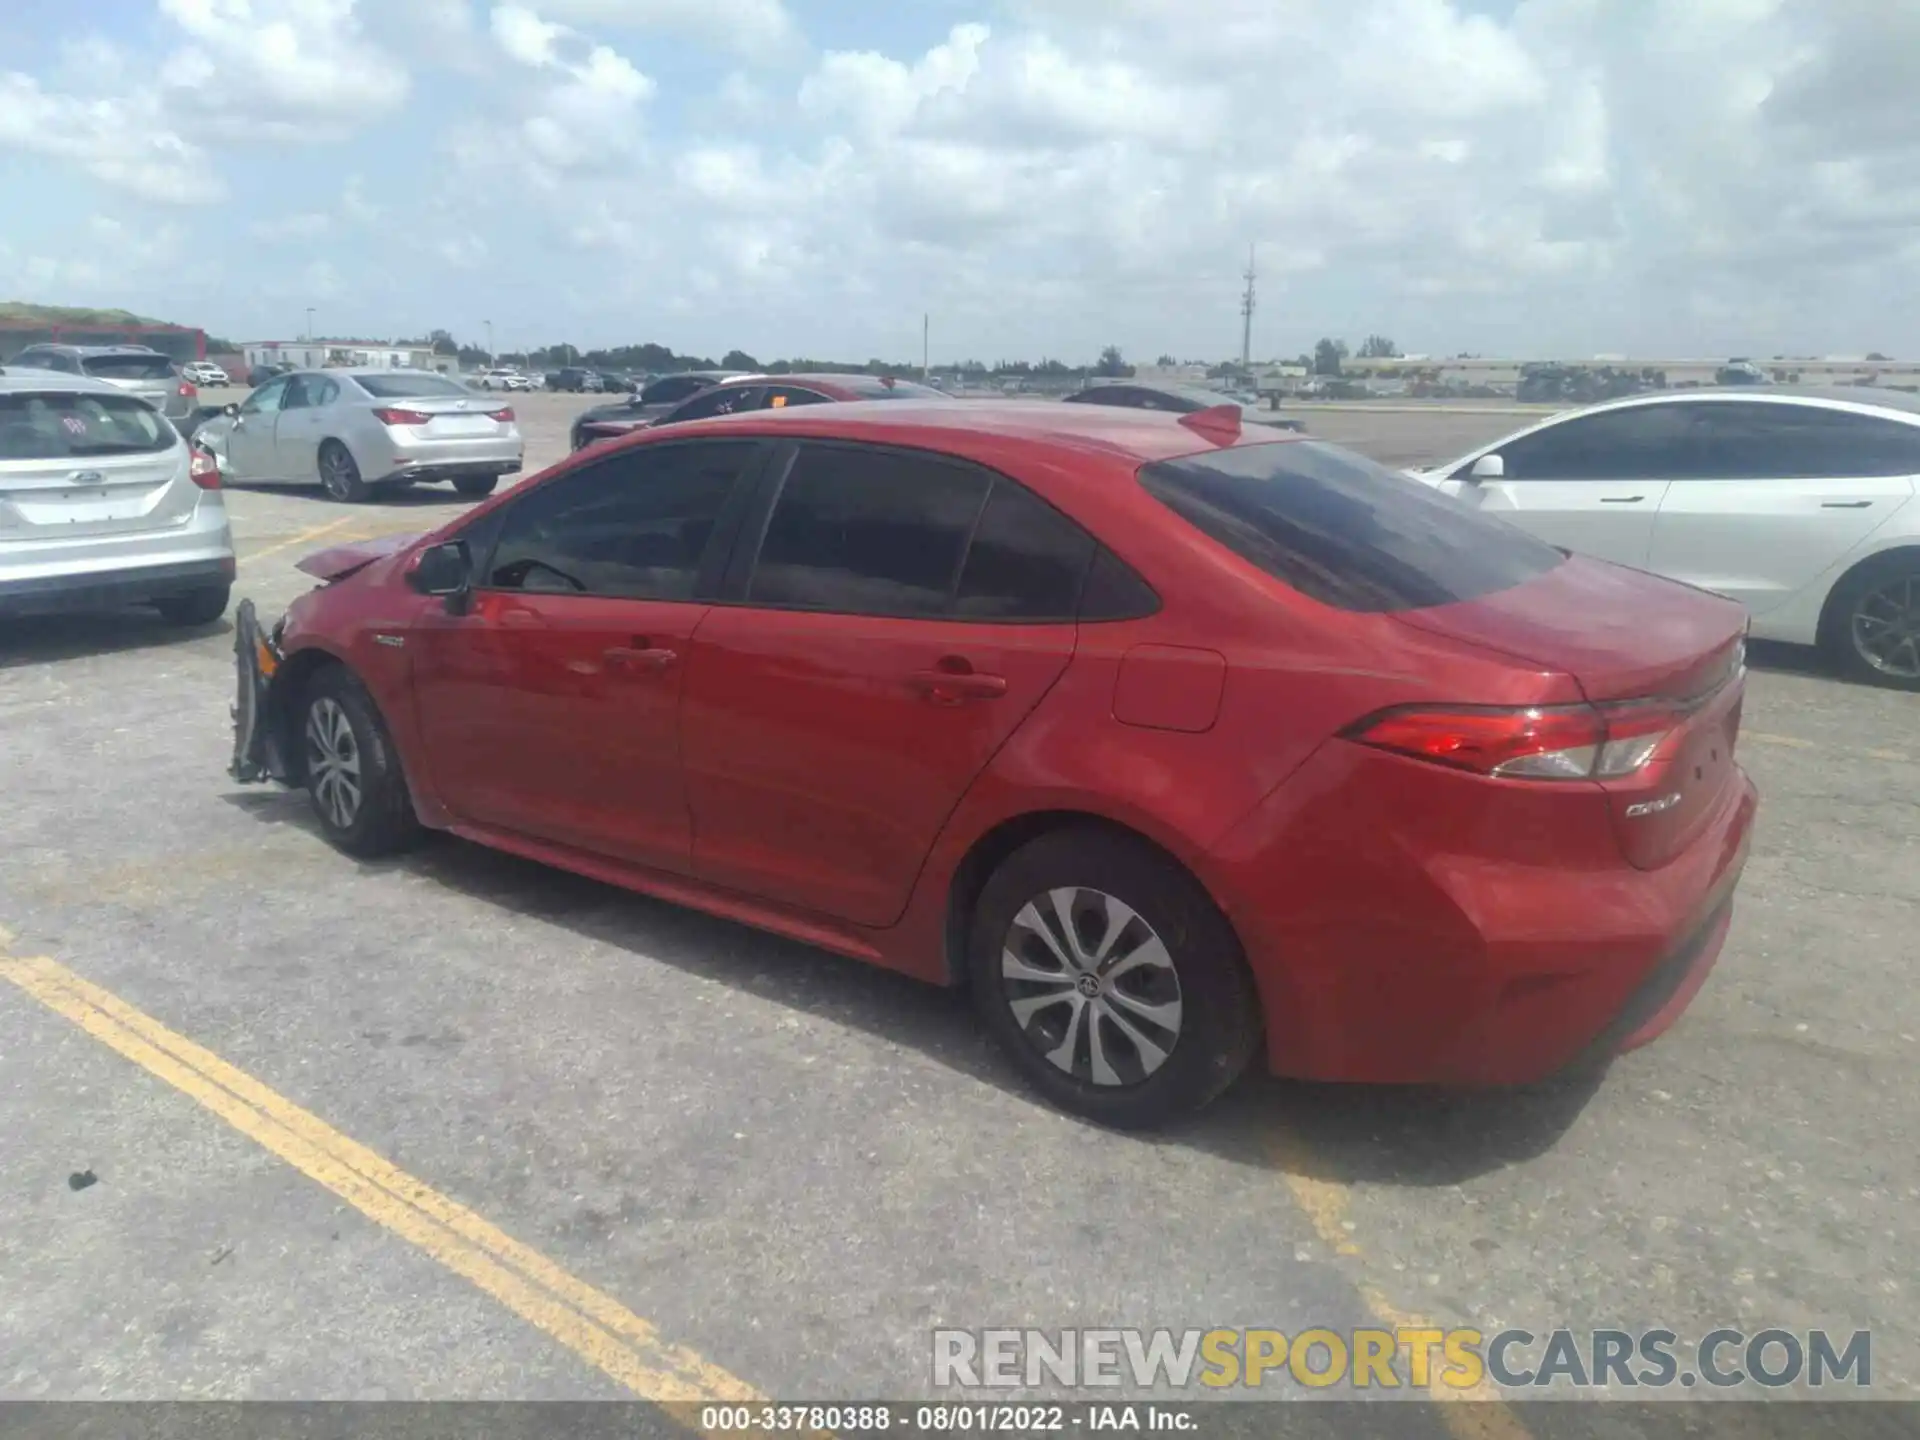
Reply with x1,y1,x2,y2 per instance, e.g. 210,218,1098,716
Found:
908,666,1007,704
604,642,678,672
1599,495,1645,503
1821,500,1873,509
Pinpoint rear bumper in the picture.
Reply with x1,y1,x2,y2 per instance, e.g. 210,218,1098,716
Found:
1212,741,1760,1087
0,554,235,616
375,434,523,484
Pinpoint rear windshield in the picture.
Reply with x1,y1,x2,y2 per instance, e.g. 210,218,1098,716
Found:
0,391,174,459
354,372,471,398
843,378,948,400
1139,440,1566,612
81,353,177,381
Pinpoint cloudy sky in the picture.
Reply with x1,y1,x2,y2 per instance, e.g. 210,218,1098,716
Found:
1,0,1915,365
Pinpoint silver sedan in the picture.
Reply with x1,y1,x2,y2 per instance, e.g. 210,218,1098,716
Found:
196,368,524,502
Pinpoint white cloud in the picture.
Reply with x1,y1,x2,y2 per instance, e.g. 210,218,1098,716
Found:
156,0,411,136
0,73,223,204
250,211,333,242
528,0,802,63
469,6,656,183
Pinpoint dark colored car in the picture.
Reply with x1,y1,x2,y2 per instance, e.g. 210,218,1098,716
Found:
1064,380,1305,432
228,400,1756,1128
249,361,297,387
568,370,758,451
546,367,603,393
574,373,948,449
596,371,638,395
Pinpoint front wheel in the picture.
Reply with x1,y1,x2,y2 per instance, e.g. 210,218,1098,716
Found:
453,474,499,498
1825,557,1920,691
299,666,421,857
968,828,1260,1128
318,441,368,503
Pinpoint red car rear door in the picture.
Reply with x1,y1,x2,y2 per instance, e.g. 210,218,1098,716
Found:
679,441,1098,928
409,438,766,871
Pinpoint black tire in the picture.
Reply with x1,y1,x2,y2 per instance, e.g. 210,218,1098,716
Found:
967,827,1260,1128
1822,553,1920,691
453,474,499,498
154,584,230,626
298,665,422,858
318,441,368,503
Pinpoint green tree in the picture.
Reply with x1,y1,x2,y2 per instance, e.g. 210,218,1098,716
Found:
721,349,761,371
1358,335,1400,358
1313,338,1349,376
1093,345,1132,378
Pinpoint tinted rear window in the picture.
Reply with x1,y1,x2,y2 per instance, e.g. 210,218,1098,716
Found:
354,372,470,398
1139,440,1566,613
842,378,948,401
80,353,176,381
0,391,174,458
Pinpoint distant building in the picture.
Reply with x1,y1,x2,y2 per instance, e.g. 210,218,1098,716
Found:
242,340,439,372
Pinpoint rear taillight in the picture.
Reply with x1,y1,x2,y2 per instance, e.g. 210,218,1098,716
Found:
178,381,197,398
1346,699,1691,781
488,406,514,422
189,448,220,490
374,407,432,426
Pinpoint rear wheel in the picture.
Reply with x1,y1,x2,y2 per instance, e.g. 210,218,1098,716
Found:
453,474,499,498
968,827,1260,1128
1824,555,1920,691
318,441,368,503
154,584,230,627
299,665,421,857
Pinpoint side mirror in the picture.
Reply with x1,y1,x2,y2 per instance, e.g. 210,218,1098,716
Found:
408,540,472,599
223,402,240,417
1468,453,1505,481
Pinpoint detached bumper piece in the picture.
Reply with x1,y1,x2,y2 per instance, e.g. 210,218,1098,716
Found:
229,598,289,784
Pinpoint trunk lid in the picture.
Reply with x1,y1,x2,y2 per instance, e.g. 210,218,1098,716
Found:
1394,553,1747,703
371,395,515,439
0,390,197,540
1396,553,1749,870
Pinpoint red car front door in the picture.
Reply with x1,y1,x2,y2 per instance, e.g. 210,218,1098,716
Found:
679,441,1098,929
409,437,766,871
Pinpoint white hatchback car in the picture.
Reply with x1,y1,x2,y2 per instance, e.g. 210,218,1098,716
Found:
1411,387,1920,689
0,369,234,624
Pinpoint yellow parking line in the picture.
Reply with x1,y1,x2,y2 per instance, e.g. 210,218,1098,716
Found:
1269,1127,1534,1439
0,949,763,1415
237,515,362,565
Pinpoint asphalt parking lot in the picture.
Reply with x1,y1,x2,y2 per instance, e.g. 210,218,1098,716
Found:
1,392,1915,1423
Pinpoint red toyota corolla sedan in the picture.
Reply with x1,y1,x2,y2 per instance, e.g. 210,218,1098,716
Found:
229,400,1757,1127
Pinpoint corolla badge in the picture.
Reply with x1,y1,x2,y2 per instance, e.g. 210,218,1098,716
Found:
71,470,104,485
454,400,468,410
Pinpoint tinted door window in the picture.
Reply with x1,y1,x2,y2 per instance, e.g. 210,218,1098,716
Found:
953,480,1097,619
483,440,759,599
1141,439,1565,613
747,444,990,615
764,386,832,409
665,385,764,423
1685,402,1920,479
281,376,317,409
1492,404,1698,480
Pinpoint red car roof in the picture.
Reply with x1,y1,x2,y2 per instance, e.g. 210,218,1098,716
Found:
655,397,1296,467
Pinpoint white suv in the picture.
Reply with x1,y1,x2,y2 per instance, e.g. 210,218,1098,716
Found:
182,361,230,386
0,370,235,624
476,368,531,391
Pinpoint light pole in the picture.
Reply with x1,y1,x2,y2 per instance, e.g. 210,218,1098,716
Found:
484,320,493,366
305,308,315,343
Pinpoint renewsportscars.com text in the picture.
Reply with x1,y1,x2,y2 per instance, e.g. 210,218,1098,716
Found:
932,1327,1872,1392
